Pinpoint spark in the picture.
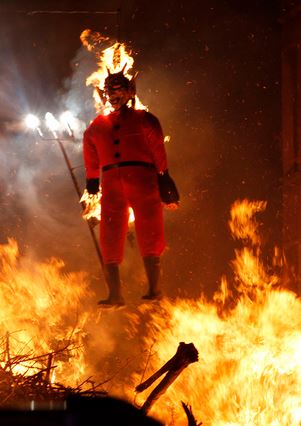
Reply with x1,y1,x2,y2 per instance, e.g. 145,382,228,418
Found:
24,114,43,137
60,111,76,137
45,112,59,139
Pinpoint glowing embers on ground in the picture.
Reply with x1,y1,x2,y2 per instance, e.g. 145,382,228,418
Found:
130,199,301,426
0,239,92,392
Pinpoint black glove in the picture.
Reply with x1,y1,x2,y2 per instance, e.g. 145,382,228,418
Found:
157,170,180,204
86,178,99,195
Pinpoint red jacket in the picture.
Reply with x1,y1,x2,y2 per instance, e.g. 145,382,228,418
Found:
83,107,167,179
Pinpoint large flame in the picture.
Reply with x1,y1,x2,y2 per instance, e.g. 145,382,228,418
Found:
2,199,300,425
126,199,301,426
0,239,93,387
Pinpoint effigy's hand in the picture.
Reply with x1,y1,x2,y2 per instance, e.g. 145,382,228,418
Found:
80,189,101,225
86,178,100,195
158,170,180,205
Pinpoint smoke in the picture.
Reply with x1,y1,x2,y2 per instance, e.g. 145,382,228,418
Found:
58,46,97,128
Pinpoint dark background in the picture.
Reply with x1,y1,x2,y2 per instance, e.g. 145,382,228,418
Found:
0,0,282,300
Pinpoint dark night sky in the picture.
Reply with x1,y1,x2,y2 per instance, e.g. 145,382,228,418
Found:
0,0,282,299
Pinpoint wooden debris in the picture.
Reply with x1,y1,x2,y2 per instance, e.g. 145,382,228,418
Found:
0,333,107,408
181,401,202,426
136,342,199,414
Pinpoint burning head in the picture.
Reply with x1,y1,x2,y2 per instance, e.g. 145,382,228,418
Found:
104,67,136,110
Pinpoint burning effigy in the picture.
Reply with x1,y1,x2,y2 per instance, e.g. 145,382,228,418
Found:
13,30,301,425
79,29,146,225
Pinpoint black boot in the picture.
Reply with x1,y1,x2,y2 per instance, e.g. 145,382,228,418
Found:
98,263,125,307
142,256,163,300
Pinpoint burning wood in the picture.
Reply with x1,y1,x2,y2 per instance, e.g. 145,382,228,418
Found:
0,334,106,409
135,342,198,414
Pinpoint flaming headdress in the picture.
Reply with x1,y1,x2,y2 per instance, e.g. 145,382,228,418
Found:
81,29,146,115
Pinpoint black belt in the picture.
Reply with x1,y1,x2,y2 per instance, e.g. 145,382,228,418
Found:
102,161,155,172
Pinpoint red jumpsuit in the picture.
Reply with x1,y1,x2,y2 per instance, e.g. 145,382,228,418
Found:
83,106,168,264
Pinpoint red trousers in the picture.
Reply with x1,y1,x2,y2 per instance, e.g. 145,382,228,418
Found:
100,166,165,264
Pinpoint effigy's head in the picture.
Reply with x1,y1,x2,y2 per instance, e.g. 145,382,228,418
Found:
104,68,136,110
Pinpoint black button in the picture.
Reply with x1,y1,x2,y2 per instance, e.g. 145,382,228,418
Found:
114,152,121,158
114,139,120,145
113,124,120,130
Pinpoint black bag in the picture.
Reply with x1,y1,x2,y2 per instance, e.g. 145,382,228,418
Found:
157,171,180,204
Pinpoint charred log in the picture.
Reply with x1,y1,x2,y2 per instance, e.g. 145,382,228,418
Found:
181,401,202,426
136,342,199,414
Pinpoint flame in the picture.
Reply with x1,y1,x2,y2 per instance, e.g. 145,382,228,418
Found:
0,238,93,387
25,114,40,130
80,189,101,222
2,198,300,425
24,114,43,137
81,29,146,114
229,199,266,246
80,29,109,53
80,189,135,224
60,111,76,137
45,112,60,138
125,199,301,426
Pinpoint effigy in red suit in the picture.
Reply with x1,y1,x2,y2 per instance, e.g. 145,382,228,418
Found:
83,69,179,307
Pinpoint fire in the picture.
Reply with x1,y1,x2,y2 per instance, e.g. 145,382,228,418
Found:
24,114,43,137
229,199,267,246
80,189,135,224
126,199,301,426
0,238,93,388
25,114,40,130
81,29,146,115
45,112,60,138
3,198,300,424
80,189,101,222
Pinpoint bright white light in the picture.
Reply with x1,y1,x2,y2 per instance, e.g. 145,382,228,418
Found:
60,111,75,136
45,112,59,137
25,114,40,130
